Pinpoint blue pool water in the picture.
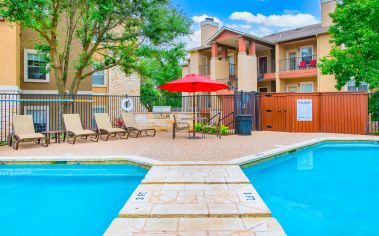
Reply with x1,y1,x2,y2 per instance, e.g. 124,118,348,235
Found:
0,164,147,236
244,142,379,236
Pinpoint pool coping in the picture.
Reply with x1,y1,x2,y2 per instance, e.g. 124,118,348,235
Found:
1,136,378,167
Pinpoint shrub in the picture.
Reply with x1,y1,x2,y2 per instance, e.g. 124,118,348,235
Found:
195,123,202,132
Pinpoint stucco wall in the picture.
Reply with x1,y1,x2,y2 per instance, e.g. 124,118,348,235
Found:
0,21,20,90
19,25,92,92
317,33,338,92
210,58,229,81
279,77,318,92
237,54,257,92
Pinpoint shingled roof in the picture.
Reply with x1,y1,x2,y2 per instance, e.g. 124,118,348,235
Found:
263,23,329,43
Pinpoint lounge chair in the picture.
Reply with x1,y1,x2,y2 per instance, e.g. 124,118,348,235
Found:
63,114,99,144
172,114,190,139
11,115,48,150
121,112,156,138
94,113,128,141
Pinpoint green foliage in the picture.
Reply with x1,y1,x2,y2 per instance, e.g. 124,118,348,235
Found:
0,0,191,95
195,123,202,132
194,123,230,135
369,93,379,121
319,0,379,90
138,44,186,111
220,125,229,135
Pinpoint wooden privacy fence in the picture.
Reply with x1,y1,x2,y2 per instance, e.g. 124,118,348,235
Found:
260,92,368,135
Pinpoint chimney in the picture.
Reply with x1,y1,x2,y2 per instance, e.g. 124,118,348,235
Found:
321,0,337,27
200,17,219,45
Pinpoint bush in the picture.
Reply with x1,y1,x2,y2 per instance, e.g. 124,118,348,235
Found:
369,93,379,121
195,123,202,132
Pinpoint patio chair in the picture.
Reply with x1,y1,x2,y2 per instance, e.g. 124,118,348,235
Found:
202,112,222,139
298,60,307,69
308,59,317,68
121,112,156,138
94,113,128,141
11,115,48,150
63,114,99,144
172,114,190,139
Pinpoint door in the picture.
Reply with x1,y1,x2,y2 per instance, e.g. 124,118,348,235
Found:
288,51,297,70
258,57,268,75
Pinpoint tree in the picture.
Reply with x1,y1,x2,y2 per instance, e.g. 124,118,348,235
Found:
0,0,191,95
319,0,379,90
137,44,186,111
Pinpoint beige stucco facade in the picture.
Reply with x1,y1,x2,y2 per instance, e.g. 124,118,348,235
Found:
0,20,140,95
183,0,345,94
0,22,20,91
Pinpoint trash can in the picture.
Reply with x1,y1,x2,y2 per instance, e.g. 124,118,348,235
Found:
236,114,252,135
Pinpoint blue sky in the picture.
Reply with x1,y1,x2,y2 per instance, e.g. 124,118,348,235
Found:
172,0,322,48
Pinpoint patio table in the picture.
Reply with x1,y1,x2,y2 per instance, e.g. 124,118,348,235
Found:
42,130,66,145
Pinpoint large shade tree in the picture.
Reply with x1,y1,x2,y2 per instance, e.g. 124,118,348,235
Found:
0,0,191,95
319,0,379,90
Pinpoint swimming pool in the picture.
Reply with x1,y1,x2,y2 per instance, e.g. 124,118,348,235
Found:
244,142,379,236
0,164,147,236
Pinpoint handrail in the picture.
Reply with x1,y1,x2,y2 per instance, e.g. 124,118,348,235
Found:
220,111,234,123
207,112,221,124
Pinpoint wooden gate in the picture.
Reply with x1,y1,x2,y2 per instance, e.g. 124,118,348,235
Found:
261,93,287,131
260,92,368,134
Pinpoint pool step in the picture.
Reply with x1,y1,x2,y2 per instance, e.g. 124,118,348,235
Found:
105,165,286,235
104,217,285,235
119,183,271,218
142,165,250,184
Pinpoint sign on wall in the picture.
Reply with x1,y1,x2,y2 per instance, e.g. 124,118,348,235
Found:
297,99,313,121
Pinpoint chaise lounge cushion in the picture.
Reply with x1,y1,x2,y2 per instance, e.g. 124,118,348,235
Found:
17,133,45,140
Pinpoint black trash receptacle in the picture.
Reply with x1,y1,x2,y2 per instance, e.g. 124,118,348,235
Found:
236,114,252,135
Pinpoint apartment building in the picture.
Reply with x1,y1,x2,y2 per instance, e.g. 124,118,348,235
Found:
183,0,368,94
0,19,140,134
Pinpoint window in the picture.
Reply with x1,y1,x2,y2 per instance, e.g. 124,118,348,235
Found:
287,84,298,92
300,46,313,64
258,87,268,92
300,82,314,92
92,106,106,128
24,49,49,82
91,68,106,86
288,51,297,70
347,79,368,91
24,106,49,132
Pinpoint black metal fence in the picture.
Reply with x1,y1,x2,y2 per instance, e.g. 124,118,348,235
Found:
0,93,250,142
369,92,379,134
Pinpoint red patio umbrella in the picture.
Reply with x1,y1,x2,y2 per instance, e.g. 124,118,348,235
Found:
158,74,229,138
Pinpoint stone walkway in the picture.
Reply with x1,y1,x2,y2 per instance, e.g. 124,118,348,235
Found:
104,165,286,235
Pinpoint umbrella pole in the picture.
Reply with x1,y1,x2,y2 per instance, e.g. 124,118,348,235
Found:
193,92,195,138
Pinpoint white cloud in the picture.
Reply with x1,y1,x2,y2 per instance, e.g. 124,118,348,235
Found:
192,14,222,25
250,26,273,37
229,12,319,29
226,24,252,30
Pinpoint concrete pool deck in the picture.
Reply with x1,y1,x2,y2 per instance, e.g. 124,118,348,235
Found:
1,132,378,235
1,131,377,163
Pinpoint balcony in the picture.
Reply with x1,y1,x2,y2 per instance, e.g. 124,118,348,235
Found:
199,64,210,76
279,55,318,79
258,60,276,81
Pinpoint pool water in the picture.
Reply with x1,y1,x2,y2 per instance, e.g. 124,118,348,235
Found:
0,164,147,236
244,142,379,236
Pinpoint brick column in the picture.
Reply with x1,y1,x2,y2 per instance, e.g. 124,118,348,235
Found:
249,41,256,56
211,42,218,58
221,47,228,60
238,37,247,54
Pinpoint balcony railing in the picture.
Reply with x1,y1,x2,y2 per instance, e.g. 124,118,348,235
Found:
279,55,317,71
258,60,276,81
199,64,210,76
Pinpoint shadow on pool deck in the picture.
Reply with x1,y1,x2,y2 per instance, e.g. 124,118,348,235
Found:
0,131,373,162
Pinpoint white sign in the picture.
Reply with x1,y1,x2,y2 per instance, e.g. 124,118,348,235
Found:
297,99,313,121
